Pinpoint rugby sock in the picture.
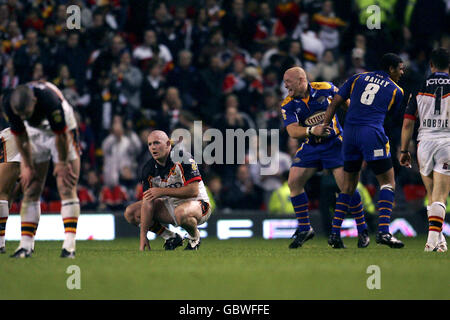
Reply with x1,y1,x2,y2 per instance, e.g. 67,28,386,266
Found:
349,190,367,233
19,201,40,251
331,193,351,235
61,199,80,252
291,192,310,231
148,221,175,240
0,200,8,248
427,202,445,246
377,185,394,233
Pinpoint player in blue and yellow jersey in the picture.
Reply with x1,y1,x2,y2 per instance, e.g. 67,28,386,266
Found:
282,67,370,249
319,53,406,248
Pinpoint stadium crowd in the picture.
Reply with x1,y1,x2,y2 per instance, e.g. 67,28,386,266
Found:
0,0,449,215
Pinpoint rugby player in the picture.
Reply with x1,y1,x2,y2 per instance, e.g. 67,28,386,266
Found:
318,53,405,248
282,67,370,249
3,82,81,258
400,48,449,252
126,130,211,251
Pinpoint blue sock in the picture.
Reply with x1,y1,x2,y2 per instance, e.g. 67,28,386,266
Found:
332,193,351,235
291,192,310,231
349,190,367,234
378,188,394,233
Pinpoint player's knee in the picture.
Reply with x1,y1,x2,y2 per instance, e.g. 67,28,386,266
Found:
124,206,136,224
288,176,304,193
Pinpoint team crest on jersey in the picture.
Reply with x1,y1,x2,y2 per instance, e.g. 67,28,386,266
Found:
304,111,325,126
52,110,63,123
189,159,198,172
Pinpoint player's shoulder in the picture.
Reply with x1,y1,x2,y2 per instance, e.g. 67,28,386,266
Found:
388,78,404,96
281,96,294,108
310,81,333,90
141,158,156,176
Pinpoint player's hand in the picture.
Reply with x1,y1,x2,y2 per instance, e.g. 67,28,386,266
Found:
311,125,332,137
143,188,165,201
20,165,36,190
139,233,151,251
399,152,412,168
53,162,77,188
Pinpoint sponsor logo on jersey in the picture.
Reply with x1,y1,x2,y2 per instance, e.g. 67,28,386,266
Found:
426,78,450,86
304,111,325,126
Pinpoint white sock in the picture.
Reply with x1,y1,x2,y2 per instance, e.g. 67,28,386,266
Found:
438,232,446,244
0,200,8,248
427,202,446,246
19,201,41,251
61,199,80,252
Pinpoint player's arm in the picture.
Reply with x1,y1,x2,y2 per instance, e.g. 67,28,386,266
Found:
323,94,344,127
286,123,326,140
399,93,417,168
139,198,152,251
143,181,199,201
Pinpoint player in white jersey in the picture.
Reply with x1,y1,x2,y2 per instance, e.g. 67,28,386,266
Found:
125,130,211,251
400,48,450,252
3,82,81,258
0,125,42,253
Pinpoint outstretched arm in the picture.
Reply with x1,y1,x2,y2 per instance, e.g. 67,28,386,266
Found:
399,118,415,168
143,182,199,202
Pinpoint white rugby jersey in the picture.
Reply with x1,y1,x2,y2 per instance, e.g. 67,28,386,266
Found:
405,72,450,141
140,150,210,208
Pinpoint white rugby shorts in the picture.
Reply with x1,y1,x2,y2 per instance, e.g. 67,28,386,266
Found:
417,139,450,176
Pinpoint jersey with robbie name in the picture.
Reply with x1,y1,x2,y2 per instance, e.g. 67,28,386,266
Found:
404,72,450,141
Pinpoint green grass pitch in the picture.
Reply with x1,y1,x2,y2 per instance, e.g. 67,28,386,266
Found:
0,236,448,300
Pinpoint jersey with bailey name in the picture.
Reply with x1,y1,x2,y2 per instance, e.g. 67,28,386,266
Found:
281,81,343,146
140,150,210,207
338,71,404,129
404,72,449,141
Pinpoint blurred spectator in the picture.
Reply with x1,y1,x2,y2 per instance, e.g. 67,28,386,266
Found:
197,55,225,123
147,2,173,34
220,0,257,50
31,62,45,81
77,169,101,210
140,59,167,119
346,47,367,78
167,49,200,111
309,49,339,83
161,86,184,131
256,90,283,130
268,171,294,215
1,58,19,90
55,31,87,92
206,174,223,211
253,2,287,45
110,50,143,119
293,27,325,72
14,28,49,82
52,64,77,91
311,0,346,51
132,29,173,73
101,116,141,187
205,0,225,27
222,164,264,210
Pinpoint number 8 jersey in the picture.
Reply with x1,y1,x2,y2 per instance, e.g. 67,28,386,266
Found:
338,71,404,129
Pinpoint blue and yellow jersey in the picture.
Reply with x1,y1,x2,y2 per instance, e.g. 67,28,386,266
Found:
281,82,343,146
338,71,404,129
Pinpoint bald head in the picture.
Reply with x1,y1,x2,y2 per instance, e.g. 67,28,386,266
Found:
148,130,171,164
283,66,308,98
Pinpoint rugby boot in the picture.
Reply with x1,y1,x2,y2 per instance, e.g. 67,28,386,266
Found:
164,233,184,250
60,248,76,259
328,233,346,249
357,229,370,248
10,247,32,258
289,227,315,248
375,232,404,248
